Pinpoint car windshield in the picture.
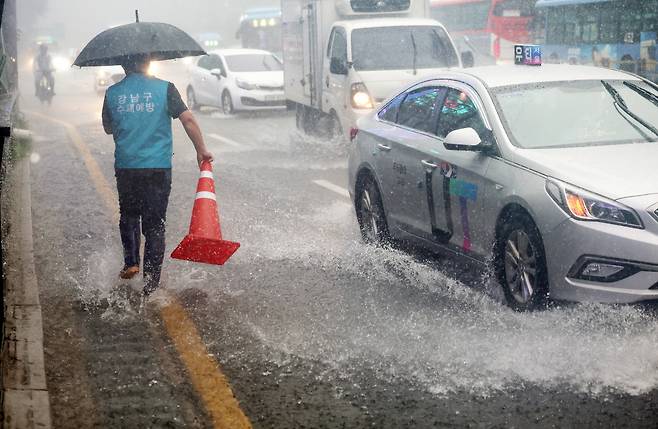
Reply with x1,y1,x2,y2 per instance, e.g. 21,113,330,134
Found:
351,26,459,71
224,54,282,72
492,80,658,148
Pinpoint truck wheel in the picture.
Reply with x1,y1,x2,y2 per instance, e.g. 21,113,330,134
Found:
327,112,343,140
295,105,305,130
295,105,319,135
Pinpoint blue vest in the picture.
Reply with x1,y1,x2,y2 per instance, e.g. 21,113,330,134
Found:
106,74,173,169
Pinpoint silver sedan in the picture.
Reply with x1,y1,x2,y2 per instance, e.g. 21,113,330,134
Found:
347,64,658,310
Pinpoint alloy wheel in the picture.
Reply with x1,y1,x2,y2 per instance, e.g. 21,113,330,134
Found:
359,188,380,242
222,91,233,115
504,229,538,304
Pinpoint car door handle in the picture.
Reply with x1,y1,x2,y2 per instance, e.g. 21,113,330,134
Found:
421,159,438,169
377,143,392,152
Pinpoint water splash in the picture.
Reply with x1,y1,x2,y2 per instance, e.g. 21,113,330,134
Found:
192,199,658,396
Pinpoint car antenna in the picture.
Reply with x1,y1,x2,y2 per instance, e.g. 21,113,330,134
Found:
135,9,140,23
410,31,418,75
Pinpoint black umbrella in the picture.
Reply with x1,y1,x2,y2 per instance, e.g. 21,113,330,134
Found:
74,10,206,67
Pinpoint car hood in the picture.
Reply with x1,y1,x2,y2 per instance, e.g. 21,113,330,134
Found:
512,143,658,200
356,68,452,103
232,71,283,87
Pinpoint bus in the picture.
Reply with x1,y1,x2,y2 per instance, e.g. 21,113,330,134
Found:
430,0,535,64
236,8,282,56
536,0,658,82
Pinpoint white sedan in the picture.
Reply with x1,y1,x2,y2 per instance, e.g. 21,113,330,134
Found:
186,49,285,114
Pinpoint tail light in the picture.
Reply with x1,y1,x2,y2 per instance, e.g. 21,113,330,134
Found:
349,127,359,142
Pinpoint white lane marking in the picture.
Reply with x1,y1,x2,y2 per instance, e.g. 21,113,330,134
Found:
207,133,244,148
195,191,217,201
312,180,350,199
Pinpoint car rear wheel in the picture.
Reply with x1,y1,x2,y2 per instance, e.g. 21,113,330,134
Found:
221,90,234,115
187,87,199,111
496,213,549,311
356,177,390,245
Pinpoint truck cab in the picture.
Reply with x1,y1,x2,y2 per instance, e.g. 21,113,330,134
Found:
323,18,461,134
282,0,463,136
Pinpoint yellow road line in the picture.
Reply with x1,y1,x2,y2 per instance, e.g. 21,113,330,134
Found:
27,111,252,429
160,300,251,428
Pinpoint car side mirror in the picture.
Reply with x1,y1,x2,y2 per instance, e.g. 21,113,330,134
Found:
210,68,223,79
461,51,475,68
444,127,484,151
330,57,348,75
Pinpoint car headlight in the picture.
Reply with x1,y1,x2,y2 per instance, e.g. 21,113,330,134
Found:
351,82,373,109
147,62,158,76
52,56,70,72
236,79,257,90
546,179,643,228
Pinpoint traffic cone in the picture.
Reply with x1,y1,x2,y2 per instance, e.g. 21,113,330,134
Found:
171,161,240,265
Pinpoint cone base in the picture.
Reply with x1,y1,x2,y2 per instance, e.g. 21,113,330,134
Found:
171,234,240,265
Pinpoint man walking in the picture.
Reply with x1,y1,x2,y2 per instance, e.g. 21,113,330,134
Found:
102,54,213,295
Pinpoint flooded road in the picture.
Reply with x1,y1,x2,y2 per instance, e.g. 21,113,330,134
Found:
21,63,658,427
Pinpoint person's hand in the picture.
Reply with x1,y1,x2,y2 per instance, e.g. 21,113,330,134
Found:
197,148,214,167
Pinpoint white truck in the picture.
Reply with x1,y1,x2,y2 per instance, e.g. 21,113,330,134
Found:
281,0,467,136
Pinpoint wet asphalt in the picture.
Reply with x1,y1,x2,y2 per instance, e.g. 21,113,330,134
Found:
19,63,658,428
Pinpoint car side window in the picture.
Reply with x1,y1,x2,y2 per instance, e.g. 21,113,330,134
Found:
330,30,347,66
207,55,223,71
378,93,405,123
396,87,444,134
217,57,227,76
197,56,210,69
327,29,336,58
436,89,487,138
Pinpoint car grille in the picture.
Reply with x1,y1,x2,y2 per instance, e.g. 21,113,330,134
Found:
257,85,284,91
240,97,285,107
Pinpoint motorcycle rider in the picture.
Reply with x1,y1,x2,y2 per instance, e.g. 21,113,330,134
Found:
34,44,55,96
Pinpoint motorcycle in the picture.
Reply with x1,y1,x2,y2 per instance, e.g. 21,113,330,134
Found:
36,72,54,105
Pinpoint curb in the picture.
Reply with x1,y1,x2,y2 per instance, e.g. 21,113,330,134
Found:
1,153,52,428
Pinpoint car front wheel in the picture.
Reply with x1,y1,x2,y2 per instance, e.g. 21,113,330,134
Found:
356,177,390,245
496,213,549,311
187,87,199,111
221,90,234,115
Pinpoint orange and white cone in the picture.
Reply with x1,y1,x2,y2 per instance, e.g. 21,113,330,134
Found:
171,161,240,265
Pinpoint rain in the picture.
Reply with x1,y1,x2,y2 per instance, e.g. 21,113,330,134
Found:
2,0,658,427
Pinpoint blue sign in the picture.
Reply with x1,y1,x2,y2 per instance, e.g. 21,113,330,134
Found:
515,45,542,66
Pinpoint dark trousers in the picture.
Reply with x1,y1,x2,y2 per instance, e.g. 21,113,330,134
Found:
115,168,172,290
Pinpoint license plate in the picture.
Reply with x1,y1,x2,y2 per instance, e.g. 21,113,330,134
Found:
264,94,284,102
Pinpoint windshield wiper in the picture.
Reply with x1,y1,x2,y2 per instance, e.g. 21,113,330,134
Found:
623,81,658,108
410,31,417,76
601,80,658,137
